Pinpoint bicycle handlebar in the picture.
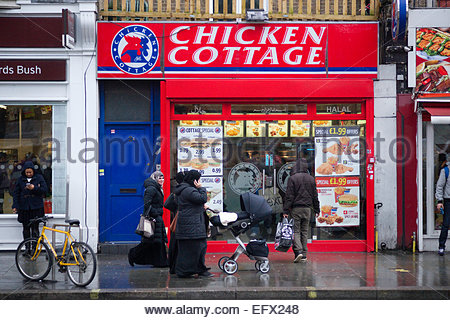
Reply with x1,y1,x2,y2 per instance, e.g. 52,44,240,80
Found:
27,215,53,227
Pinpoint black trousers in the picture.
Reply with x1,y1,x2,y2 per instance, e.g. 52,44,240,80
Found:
175,238,207,277
22,222,39,241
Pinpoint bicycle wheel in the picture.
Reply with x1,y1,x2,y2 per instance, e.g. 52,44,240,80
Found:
66,242,97,287
15,238,53,281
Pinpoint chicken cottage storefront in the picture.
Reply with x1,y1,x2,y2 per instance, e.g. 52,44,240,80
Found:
97,21,378,252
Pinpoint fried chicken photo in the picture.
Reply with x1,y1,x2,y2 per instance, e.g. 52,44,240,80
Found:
334,164,354,174
316,163,333,175
323,143,342,155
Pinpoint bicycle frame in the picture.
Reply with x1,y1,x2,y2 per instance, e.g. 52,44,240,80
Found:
32,225,81,267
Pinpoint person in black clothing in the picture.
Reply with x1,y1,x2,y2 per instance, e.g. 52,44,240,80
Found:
174,170,212,278
12,161,48,241
283,159,320,263
128,171,168,267
167,171,185,274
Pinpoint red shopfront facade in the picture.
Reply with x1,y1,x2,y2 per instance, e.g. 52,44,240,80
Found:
97,22,378,252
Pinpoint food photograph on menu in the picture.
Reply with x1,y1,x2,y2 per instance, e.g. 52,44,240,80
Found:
177,126,223,176
199,176,224,212
246,120,265,137
224,121,243,137
415,27,450,94
315,177,360,227
314,126,360,176
268,120,288,137
290,120,311,137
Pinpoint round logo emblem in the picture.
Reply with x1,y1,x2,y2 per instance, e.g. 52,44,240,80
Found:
179,127,185,134
277,162,295,193
228,162,262,195
111,25,159,75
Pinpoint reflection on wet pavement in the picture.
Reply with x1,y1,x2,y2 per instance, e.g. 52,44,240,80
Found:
0,251,449,293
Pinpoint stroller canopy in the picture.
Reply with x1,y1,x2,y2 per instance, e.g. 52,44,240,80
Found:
240,192,273,221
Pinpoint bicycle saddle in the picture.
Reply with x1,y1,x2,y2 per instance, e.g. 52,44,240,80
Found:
65,219,80,226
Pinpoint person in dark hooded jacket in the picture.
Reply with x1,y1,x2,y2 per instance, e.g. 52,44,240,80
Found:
12,161,48,241
174,169,212,278
283,159,319,263
128,171,168,267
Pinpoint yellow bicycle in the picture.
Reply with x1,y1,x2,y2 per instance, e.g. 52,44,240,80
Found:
15,215,97,287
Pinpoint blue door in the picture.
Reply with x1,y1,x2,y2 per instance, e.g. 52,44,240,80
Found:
100,125,160,242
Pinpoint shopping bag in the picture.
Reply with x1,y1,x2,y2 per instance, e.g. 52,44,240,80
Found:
169,213,178,233
135,215,155,238
274,218,294,252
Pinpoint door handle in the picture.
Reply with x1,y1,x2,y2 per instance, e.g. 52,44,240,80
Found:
262,169,265,195
273,168,276,194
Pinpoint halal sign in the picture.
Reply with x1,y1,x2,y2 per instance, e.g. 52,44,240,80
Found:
111,25,159,74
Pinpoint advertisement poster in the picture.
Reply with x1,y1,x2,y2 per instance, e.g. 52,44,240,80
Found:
314,126,360,177
200,176,224,212
315,177,360,227
290,120,311,137
224,121,244,137
246,120,265,137
177,126,223,176
268,121,288,137
415,27,450,95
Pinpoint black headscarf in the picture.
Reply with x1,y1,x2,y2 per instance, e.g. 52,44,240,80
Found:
183,169,202,187
175,171,185,184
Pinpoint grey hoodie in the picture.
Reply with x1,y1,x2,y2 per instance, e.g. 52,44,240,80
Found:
435,165,450,202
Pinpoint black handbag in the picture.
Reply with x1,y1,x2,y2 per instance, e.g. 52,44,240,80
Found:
163,193,178,213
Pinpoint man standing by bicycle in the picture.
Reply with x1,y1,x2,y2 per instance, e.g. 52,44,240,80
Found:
12,161,48,241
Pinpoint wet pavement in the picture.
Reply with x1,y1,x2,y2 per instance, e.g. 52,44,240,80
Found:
0,250,449,299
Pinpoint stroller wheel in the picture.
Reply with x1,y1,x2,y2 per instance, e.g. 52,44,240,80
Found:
218,256,230,271
259,261,270,273
223,259,238,275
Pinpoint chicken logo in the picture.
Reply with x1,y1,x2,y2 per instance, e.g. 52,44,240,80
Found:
111,25,159,74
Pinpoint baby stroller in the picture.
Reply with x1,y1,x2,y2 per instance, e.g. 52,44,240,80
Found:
208,192,273,275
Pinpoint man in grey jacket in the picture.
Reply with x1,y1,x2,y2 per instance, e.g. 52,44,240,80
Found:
436,160,450,256
283,159,320,262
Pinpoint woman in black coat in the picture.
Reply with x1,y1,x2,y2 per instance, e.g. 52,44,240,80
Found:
12,161,48,241
128,171,168,267
174,170,212,278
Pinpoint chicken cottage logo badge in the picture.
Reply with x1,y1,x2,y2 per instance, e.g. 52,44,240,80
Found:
111,25,159,74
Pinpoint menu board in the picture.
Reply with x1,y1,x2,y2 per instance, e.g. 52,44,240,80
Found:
179,120,200,126
246,120,265,137
314,126,360,176
290,120,310,137
315,177,360,227
268,121,288,137
177,126,223,176
200,176,223,212
224,121,243,137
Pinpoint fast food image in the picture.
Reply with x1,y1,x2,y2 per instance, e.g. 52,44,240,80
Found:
334,187,346,202
326,156,338,166
416,28,450,59
316,163,333,175
187,159,209,170
335,216,344,223
226,127,240,136
323,137,359,155
320,205,332,217
334,164,354,174
416,61,450,93
338,194,358,207
190,141,211,149
202,120,220,126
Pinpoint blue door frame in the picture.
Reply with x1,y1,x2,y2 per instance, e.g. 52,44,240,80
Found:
99,81,160,242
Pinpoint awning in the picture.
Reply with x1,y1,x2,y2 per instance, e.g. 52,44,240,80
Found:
424,107,450,124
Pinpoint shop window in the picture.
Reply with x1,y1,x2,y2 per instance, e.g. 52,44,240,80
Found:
316,103,362,115
231,104,307,115
0,105,65,215
174,104,222,115
104,81,151,122
433,124,450,231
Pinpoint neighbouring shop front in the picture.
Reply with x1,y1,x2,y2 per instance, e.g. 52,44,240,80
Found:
409,21,450,251
97,21,378,252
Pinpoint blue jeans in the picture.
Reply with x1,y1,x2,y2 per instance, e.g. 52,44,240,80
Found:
439,199,450,250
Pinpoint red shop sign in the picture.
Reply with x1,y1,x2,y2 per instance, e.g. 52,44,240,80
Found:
315,177,360,188
97,22,378,79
